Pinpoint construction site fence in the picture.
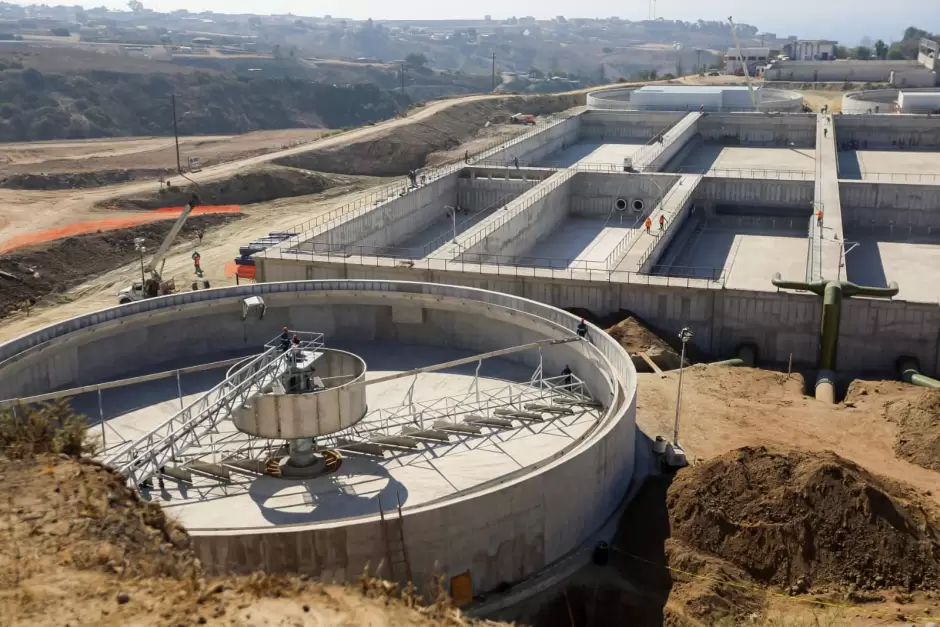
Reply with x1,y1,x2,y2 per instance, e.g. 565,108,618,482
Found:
847,172,940,184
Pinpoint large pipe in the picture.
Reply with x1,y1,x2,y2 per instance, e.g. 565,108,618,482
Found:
771,273,899,403
710,344,757,367
898,357,940,389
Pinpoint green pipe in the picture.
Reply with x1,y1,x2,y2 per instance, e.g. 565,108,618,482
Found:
898,357,940,389
711,344,757,367
771,273,899,403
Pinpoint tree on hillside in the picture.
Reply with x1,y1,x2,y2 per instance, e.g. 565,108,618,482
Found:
874,39,888,59
405,52,428,69
127,0,144,11
853,46,872,60
832,45,848,59
904,26,930,41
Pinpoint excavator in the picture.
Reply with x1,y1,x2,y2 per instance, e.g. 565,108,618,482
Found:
118,193,201,304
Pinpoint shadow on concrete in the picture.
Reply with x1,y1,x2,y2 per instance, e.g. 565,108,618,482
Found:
843,235,888,288
673,142,723,173
247,457,409,525
837,150,864,180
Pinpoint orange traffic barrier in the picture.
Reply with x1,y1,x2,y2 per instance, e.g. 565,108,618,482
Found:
224,262,257,280
0,205,240,254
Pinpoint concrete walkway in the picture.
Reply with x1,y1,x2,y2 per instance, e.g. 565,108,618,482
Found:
636,112,702,172
613,173,703,273
810,114,845,281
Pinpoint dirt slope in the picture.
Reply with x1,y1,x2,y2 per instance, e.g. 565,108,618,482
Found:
102,166,351,210
0,451,500,627
862,384,940,472
274,94,580,176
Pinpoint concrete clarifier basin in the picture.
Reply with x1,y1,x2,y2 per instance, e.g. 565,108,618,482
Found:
0,280,638,599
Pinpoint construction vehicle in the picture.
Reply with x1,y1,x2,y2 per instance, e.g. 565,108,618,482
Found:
510,113,536,125
728,16,759,109
117,194,200,304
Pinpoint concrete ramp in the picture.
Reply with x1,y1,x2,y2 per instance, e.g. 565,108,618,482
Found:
612,174,703,273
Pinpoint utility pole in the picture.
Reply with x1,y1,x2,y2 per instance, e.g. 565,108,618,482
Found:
673,327,694,444
491,52,496,91
400,62,405,93
171,94,181,174
696,48,702,74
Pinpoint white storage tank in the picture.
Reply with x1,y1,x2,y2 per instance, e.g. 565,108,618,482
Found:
722,86,763,109
898,91,940,113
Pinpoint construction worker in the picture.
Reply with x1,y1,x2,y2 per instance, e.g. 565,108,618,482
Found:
816,209,824,228
279,327,290,352
197,229,204,245
576,318,588,338
659,214,666,231
824,128,829,138
464,150,469,163
513,156,520,169
561,364,573,388
645,216,652,234
291,334,302,362
191,251,201,275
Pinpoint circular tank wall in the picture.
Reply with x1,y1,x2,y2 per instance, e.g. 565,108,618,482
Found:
0,280,638,598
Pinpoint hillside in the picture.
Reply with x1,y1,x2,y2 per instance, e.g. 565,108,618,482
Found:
0,46,411,142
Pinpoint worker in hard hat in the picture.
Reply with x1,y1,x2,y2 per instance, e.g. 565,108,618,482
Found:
659,214,666,231
191,251,202,276
561,364,573,388
279,327,290,352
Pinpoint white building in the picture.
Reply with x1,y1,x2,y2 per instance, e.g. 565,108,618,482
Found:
726,47,770,73
630,85,762,112
784,40,838,61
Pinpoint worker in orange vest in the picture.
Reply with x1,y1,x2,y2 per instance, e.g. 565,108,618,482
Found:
815,209,823,227
659,214,666,231
645,216,652,233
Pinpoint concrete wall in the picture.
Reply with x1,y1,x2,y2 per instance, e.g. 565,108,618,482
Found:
834,114,940,148
0,281,638,602
570,173,680,217
842,89,898,114
304,172,459,252
766,60,936,86
695,177,815,209
840,181,940,229
698,113,817,146
486,115,581,165
644,112,701,171
456,175,539,212
580,110,685,140
256,263,940,378
459,175,572,261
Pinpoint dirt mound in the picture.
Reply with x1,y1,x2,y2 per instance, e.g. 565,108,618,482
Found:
275,94,580,177
0,409,500,626
668,446,940,591
0,214,241,318
880,387,940,472
104,165,347,210
0,169,170,190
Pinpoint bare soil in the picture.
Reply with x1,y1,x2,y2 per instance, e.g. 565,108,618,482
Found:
273,94,580,176
0,214,242,319
668,446,940,590
0,130,327,180
102,165,352,210
0,452,500,627
859,383,940,473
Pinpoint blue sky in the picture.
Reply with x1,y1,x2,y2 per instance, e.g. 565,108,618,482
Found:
25,0,939,44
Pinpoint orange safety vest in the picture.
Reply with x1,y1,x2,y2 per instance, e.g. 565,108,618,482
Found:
645,217,652,228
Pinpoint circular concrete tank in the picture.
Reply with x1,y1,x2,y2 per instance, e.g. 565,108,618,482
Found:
0,281,638,601
587,86,804,112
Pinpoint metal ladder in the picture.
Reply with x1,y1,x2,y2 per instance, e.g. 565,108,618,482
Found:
379,491,412,584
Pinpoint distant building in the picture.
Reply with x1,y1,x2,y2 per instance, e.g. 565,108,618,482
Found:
783,40,837,61
726,47,770,73
484,15,491,22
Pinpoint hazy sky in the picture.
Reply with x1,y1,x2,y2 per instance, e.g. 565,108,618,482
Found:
33,0,940,44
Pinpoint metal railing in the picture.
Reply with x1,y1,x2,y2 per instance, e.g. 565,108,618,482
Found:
847,172,940,184
636,179,700,270
281,246,726,289
104,331,324,487
455,169,576,257
650,265,726,281
675,166,815,180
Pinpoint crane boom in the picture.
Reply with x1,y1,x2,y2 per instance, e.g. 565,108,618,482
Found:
145,194,199,279
728,16,758,109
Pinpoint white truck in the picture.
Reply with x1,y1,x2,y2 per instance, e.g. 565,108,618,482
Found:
117,194,199,305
